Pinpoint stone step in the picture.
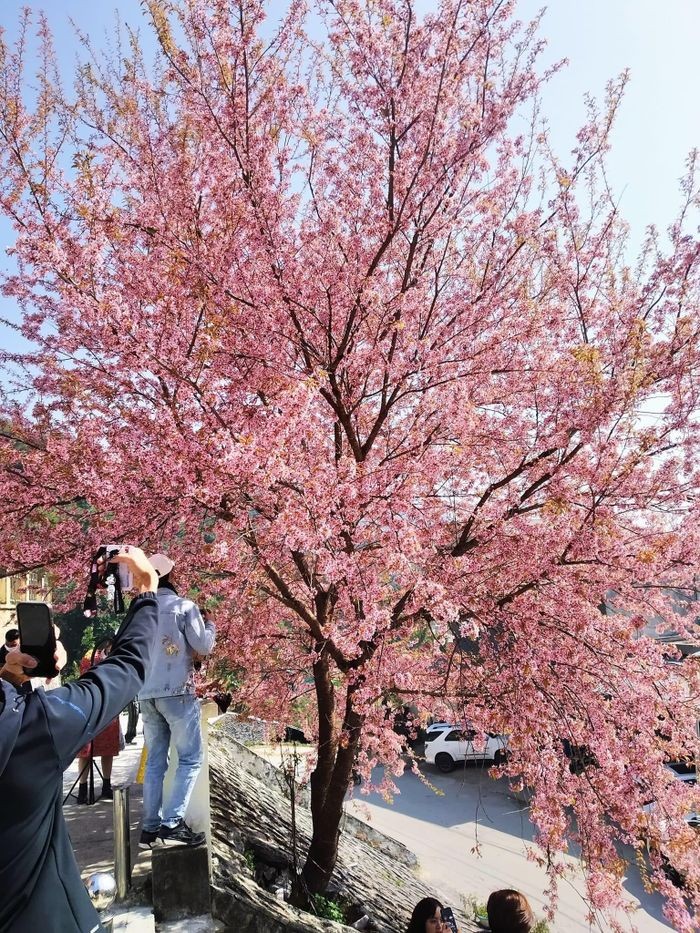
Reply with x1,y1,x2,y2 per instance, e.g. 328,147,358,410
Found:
103,906,222,932
151,844,211,923
157,915,223,932
105,904,155,932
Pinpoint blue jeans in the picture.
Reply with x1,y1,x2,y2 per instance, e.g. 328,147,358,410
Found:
140,694,203,831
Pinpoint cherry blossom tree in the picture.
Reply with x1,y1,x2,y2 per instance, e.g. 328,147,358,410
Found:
1,1,700,926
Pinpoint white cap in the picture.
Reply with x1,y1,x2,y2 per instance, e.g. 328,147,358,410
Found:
149,553,175,578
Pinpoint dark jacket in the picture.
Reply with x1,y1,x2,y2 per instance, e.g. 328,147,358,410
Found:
0,594,158,932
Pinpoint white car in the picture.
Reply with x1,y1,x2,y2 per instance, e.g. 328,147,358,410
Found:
643,761,698,887
425,726,507,772
425,721,452,737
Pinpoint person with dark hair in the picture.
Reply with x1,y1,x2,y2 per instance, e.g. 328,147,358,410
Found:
486,889,535,933
0,627,19,666
0,547,159,933
406,897,457,933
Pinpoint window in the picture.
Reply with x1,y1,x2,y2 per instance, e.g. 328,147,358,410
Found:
445,729,476,742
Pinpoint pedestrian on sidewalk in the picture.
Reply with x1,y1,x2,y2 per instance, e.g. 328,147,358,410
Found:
0,627,19,666
0,547,159,933
138,553,216,849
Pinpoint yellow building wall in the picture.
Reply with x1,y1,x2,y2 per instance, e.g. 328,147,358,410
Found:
0,572,51,635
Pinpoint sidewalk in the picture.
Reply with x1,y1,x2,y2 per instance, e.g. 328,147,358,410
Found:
62,714,220,932
62,714,154,888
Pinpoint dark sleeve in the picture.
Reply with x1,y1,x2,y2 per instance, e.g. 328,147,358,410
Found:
40,595,157,769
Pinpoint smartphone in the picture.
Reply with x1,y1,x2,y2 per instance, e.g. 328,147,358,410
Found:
441,906,458,933
16,602,58,678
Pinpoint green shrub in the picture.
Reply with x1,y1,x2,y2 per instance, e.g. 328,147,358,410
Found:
312,893,346,924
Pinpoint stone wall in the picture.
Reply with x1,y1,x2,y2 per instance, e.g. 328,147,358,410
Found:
214,715,416,869
215,716,305,798
339,809,417,870
209,721,477,933
219,712,279,745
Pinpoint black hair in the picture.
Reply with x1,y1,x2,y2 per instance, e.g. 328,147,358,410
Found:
5,629,19,643
157,573,178,594
406,897,443,933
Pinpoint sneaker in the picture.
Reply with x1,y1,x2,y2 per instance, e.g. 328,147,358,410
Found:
139,829,160,849
159,820,205,847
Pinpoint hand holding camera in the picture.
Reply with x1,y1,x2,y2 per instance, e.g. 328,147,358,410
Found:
4,547,157,689
84,545,159,616
109,546,159,594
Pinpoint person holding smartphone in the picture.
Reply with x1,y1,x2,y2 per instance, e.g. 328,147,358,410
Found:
406,897,460,933
0,547,159,933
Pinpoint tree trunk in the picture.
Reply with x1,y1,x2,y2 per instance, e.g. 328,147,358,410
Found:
301,679,363,896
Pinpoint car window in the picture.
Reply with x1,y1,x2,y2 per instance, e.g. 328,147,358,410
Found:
445,729,476,742
668,761,696,777
425,729,448,742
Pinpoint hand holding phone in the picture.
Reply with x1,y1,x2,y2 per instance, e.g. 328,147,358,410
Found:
16,602,58,679
441,906,459,933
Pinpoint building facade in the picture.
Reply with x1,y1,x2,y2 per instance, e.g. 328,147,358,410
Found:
0,571,51,636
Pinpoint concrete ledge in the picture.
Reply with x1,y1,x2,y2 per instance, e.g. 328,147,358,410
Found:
152,845,211,922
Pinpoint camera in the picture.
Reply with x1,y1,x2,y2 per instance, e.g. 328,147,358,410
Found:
102,545,133,591
83,544,133,617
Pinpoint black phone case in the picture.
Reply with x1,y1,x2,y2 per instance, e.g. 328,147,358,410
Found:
17,605,57,679
441,908,458,933
23,648,57,679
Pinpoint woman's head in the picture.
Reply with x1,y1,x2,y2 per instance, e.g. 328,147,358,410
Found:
406,897,444,933
486,889,535,933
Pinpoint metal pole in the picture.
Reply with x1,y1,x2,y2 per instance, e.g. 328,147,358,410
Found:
113,786,131,899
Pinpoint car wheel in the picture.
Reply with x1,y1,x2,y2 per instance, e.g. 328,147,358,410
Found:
435,752,455,773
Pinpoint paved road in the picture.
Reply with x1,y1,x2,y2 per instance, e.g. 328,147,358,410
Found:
347,760,673,932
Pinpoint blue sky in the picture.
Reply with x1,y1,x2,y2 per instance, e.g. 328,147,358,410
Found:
517,0,700,240
1,0,698,356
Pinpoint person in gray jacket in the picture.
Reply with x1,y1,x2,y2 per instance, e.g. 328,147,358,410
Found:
138,553,216,849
